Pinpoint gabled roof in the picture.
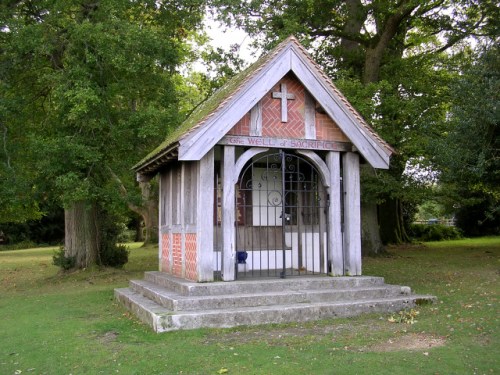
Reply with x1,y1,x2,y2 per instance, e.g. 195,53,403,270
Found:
134,36,394,175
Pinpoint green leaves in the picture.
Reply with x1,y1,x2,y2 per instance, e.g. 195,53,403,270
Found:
432,45,500,235
0,0,206,223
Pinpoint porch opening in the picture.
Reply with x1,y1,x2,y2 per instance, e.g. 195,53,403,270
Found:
231,150,329,279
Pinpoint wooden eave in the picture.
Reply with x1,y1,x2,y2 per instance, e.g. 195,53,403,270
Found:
134,36,394,175
135,143,179,178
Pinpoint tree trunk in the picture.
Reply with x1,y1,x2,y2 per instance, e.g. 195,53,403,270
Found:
133,216,144,242
64,201,100,268
357,5,418,252
379,197,410,244
339,0,366,76
108,168,158,246
140,180,158,246
362,2,417,84
361,201,384,255
360,164,385,255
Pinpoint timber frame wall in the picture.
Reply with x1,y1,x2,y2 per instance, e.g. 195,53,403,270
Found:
158,150,214,282
151,39,388,282
157,146,361,282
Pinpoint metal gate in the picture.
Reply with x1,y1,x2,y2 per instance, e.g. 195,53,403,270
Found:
235,150,328,278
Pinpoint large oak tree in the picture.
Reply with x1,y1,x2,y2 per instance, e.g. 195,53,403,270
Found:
1,0,205,267
433,45,500,235
211,0,498,252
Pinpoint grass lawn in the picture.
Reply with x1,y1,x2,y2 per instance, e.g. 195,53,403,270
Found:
1,238,498,375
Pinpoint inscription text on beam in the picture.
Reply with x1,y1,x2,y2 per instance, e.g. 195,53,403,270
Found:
272,83,295,122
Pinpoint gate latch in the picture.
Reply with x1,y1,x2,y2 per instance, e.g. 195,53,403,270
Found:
280,212,292,222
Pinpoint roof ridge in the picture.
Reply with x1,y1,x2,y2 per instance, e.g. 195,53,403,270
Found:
133,37,296,171
134,35,394,174
288,39,394,156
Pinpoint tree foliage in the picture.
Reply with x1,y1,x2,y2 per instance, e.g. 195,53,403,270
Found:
433,45,500,235
0,0,205,265
210,0,498,247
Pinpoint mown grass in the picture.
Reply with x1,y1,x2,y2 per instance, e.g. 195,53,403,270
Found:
1,238,498,375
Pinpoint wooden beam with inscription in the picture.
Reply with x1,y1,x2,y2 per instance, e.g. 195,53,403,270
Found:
218,135,352,152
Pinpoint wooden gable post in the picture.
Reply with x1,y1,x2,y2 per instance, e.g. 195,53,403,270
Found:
222,146,236,281
197,149,215,281
343,152,361,275
326,151,344,275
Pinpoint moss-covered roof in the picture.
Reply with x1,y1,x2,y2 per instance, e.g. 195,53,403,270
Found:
133,35,394,174
133,37,291,173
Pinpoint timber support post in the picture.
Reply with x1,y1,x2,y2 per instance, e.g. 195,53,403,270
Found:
326,151,344,275
197,149,215,281
222,146,236,281
343,152,361,275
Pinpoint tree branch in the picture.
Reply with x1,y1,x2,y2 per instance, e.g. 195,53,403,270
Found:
1,122,11,169
107,166,146,216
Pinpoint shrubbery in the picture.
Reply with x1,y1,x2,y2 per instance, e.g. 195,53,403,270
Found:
409,224,462,242
52,244,129,270
52,248,76,270
99,243,129,268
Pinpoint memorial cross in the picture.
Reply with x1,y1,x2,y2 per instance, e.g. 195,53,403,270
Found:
272,83,295,122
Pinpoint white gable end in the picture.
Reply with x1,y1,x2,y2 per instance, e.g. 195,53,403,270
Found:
178,41,391,169
178,45,293,161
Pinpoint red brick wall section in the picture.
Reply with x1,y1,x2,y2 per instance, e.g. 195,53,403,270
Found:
262,76,305,139
172,233,182,277
316,112,349,142
184,233,198,281
226,74,350,144
161,233,170,273
227,113,250,135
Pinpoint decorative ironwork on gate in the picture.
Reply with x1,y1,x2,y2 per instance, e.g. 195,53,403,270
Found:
235,150,328,278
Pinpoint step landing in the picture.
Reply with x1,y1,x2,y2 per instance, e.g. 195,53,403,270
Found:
115,272,436,332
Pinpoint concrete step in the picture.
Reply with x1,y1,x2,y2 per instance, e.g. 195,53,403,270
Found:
129,279,410,311
115,288,172,333
143,271,386,296
115,287,436,333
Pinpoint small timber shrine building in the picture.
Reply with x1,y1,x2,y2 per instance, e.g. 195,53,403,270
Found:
134,37,393,283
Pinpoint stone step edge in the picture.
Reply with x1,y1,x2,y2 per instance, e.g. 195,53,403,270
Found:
114,288,167,332
144,271,387,296
164,295,437,332
130,279,411,310
115,287,436,333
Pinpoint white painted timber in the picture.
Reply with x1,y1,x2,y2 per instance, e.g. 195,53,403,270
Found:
272,83,295,122
290,50,390,169
250,101,262,136
343,152,361,275
218,136,351,152
222,146,236,281
158,173,162,268
167,171,173,227
326,152,343,276
233,147,269,185
197,150,214,281
296,150,330,188
304,91,316,139
178,42,390,169
180,164,186,277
